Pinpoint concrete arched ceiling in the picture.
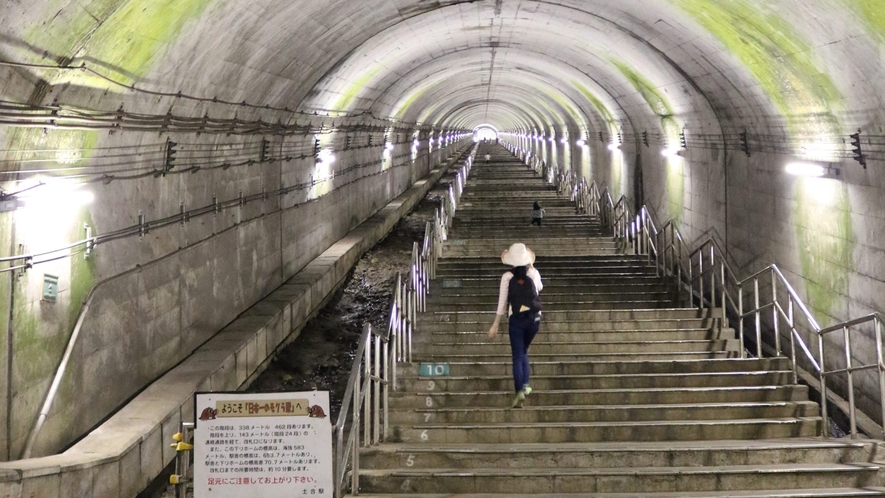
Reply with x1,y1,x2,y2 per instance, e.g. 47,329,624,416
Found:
3,0,879,145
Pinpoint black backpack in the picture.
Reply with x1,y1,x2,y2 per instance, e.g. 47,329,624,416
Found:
508,266,542,314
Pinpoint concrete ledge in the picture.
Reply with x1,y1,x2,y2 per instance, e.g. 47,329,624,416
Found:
0,147,470,498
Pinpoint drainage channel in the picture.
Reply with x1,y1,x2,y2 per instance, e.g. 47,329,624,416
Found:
149,165,465,498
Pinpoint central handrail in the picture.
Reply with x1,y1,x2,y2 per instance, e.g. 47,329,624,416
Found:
501,139,885,441
333,145,476,497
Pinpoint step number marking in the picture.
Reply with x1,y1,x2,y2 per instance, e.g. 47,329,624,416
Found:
420,363,450,376
401,479,411,491
406,454,415,467
441,279,462,288
425,396,433,407
452,239,468,246
424,413,432,422
420,430,429,441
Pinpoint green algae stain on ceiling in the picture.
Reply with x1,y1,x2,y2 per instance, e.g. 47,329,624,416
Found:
610,59,674,118
25,0,220,85
670,0,841,134
332,66,384,113
845,0,885,40
83,0,219,81
22,0,124,63
542,87,585,130
395,84,433,119
572,80,616,127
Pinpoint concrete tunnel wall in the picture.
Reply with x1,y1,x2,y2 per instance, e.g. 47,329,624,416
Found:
1,0,885,467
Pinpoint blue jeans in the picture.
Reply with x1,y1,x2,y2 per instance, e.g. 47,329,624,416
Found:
508,312,540,393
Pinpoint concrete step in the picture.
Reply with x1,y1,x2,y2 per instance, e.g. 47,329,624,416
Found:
402,358,785,376
436,257,653,267
421,339,739,356
431,277,669,289
435,267,659,277
386,417,821,444
416,318,720,332
428,300,679,311
430,283,674,294
397,370,790,391
442,248,622,257
418,308,720,323
424,328,728,343
356,462,876,494
354,490,885,497
387,401,820,424
432,275,668,285
414,351,741,362
438,254,650,263
444,237,613,245
427,292,673,304
389,385,810,409
360,440,883,470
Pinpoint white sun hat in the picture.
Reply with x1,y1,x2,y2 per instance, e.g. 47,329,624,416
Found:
501,243,536,267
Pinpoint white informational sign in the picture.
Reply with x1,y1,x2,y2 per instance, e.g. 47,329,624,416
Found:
194,391,333,497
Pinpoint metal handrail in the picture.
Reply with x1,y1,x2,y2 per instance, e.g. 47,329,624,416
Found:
630,200,885,439
333,145,476,496
547,168,885,438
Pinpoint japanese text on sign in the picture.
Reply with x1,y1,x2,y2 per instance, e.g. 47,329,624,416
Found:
194,391,333,497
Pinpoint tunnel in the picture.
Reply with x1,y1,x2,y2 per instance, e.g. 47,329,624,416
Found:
0,0,884,496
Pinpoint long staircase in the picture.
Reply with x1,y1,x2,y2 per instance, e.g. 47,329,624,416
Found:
356,143,885,496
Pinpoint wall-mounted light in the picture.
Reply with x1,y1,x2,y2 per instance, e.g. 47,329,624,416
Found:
386,142,395,151
661,148,681,158
607,143,620,151
785,161,840,178
576,139,586,147
316,149,336,165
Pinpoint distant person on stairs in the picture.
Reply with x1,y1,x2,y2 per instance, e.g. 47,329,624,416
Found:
488,243,544,408
531,201,545,226
485,153,491,163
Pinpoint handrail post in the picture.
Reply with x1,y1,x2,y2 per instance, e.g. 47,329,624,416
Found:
754,277,762,358
678,237,686,304
738,285,745,359
772,271,781,356
788,295,797,383
709,245,716,313
352,365,361,494
876,317,885,439
373,330,381,445
698,253,705,313
688,250,694,308
720,260,726,322
819,334,829,437
363,335,371,447
844,326,858,438
383,331,390,442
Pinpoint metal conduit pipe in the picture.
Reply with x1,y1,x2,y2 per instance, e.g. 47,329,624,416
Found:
0,141,473,269
0,59,427,127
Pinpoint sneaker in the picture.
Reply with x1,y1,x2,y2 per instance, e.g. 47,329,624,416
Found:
511,391,525,408
523,386,533,396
